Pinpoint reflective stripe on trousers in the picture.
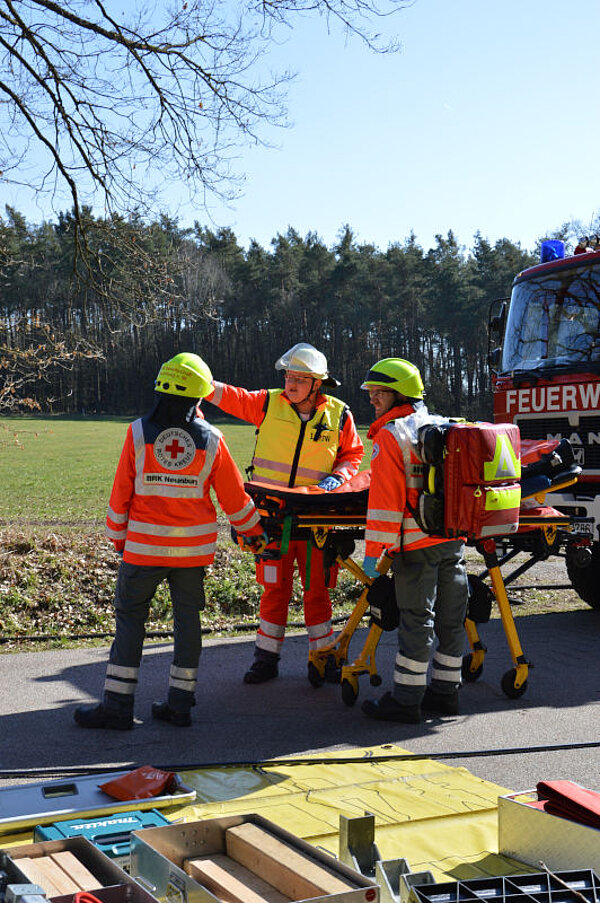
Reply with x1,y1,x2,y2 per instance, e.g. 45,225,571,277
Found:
393,653,428,690
391,539,468,706
256,619,285,655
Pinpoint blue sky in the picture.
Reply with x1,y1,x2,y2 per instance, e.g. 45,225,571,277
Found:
4,0,600,254
198,0,600,253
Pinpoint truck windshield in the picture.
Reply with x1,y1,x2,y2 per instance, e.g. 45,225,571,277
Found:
502,260,600,372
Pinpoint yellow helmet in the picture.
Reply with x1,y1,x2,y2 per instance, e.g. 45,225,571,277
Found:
155,353,213,399
361,357,424,399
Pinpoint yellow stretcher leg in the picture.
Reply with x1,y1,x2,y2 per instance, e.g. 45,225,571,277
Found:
308,550,393,704
462,617,486,681
307,555,374,688
473,540,531,698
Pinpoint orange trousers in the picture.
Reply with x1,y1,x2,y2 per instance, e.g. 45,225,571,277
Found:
255,540,336,656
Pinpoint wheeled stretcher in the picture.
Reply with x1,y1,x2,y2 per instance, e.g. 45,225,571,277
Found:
244,457,585,704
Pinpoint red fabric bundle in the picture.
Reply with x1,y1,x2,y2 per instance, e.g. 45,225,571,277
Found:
99,765,177,801
535,780,600,828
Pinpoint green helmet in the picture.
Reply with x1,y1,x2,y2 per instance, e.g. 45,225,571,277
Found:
155,352,213,399
361,357,425,399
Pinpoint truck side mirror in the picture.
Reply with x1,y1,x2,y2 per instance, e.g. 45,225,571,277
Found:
489,302,507,338
488,299,508,374
488,347,502,369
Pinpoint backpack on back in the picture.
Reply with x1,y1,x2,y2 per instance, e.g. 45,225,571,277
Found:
414,421,522,541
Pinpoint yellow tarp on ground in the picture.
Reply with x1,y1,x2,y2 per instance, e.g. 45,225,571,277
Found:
163,745,527,882
0,745,529,882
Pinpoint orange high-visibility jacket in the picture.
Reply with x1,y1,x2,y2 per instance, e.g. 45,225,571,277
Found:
365,404,450,558
207,383,363,487
105,412,262,566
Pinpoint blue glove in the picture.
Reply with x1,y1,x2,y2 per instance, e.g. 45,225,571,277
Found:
318,475,343,492
362,555,379,578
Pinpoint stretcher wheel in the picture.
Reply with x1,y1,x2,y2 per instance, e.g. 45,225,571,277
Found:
307,662,325,688
369,674,382,686
341,677,358,706
462,653,483,682
324,654,342,684
501,668,528,699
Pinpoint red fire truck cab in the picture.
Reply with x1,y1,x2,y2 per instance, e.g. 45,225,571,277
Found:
489,238,600,610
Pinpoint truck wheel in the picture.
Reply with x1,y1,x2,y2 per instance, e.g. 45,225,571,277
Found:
566,542,600,611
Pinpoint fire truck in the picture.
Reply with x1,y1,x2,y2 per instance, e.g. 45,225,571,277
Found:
489,238,600,610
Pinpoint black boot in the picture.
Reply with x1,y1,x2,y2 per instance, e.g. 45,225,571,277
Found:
244,656,279,684
361,691,421,724
422,687,459,716
74,703,133,730
151,702,192,727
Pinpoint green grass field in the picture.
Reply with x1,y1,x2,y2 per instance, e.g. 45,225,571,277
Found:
0,416,371,525
0,415,371,647
0,415,585,651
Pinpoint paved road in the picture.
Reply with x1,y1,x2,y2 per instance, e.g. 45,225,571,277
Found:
1,599,599,795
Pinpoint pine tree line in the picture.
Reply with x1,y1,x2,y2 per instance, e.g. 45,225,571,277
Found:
0,207,538,423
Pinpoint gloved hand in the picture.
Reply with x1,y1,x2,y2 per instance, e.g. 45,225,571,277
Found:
318,475,343,492
362,555,379,579
244,531,269,555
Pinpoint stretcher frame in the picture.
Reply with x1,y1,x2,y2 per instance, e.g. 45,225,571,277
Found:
245,470,584,705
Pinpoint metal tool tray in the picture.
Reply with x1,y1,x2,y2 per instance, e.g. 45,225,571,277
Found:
0,772,195,833
130,813,379,902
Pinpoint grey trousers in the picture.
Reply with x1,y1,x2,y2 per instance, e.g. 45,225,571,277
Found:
104,562,205,715
391,540,468,706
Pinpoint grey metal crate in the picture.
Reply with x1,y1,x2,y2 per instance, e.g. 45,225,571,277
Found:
498,791,600,873
130,813,379,902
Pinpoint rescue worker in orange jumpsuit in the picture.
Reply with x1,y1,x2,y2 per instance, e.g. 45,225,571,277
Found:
74,353,265,730
360,358,468,723
206,343,364,684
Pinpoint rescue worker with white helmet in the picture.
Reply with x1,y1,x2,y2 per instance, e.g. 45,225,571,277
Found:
360,358,468,723
207,342,363,683
74,352,265,729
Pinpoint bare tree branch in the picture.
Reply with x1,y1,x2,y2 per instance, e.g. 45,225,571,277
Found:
0,0,409,222
0,0,408,408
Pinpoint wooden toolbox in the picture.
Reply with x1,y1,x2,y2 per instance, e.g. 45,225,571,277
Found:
3,835,158,903
129,814,379,903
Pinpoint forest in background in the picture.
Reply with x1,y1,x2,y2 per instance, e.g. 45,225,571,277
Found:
0,206,539,424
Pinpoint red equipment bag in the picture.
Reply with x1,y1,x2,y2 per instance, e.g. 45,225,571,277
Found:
417,421,522,541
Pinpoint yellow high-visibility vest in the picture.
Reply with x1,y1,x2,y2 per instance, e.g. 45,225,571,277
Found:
252,390,345,487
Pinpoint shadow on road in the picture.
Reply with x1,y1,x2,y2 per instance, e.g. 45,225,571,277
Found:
0,608,598,783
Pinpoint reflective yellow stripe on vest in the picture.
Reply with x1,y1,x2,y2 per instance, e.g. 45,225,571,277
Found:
253,390,344,487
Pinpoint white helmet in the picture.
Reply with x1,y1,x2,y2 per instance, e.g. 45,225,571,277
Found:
275,342,340,387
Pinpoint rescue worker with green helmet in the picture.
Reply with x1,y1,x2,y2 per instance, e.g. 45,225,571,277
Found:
74,352,264,730
360,357,468,723
206,342,364,684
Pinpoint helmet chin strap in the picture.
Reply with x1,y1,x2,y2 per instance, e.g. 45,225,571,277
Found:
303,376,323,405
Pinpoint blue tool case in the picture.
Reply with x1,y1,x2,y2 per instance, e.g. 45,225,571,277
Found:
34,809,170,863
